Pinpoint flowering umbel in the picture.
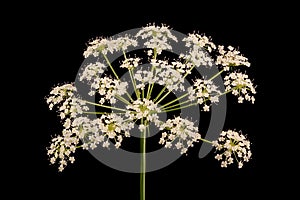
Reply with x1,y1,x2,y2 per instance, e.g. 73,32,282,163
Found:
46,24,256,173
213,130,251,168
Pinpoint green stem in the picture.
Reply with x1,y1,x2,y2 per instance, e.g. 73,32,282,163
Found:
183,65,195,79
156,90,171,104
83,111,118,115
209,69,224,81
83,111,127,115
153,48,157,60
216,88,234,97
160,93,189,108
147,124,150,137
233,151,239,163
103,53,134,102
160,87,234,113
115,94,131,105
140,119,146,200
122,50,127,59
84,101,128,112
146,81,152,100
146,49,157,100
162,99,192,110
103,53,119,80
126,92,135,102
148,82,155,99
153,86,167,102
161,103,198,113
199,138,213,144
129,69,140,99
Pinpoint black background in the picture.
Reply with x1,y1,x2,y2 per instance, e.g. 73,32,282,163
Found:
7,2,289,199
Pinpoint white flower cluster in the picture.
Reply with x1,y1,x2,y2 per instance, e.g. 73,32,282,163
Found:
212,130,251,168
155,60,187,91
181,33,215,67
48,113,134,171
92,77,128,104
114,36,138,52
224,72,256,103
72,116,96,140
159,117,201,154
94,114,133,149
134,68,155,90
47,117,88,172
126,98,161,131
46,84,88,119
120,58,141,69
46,84,90,171
183,33,216,52
216,45,251,71
47,132,79,172
70,113,133,151
79,62,128,103
83,36,137,58
80,62,107,82
46,84,76,110
188,79,221,111
136,24,178,54
72,116,104,150
134,59,187,91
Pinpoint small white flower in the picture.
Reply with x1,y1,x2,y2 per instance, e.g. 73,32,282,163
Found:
159,138,165,144
221,161,227,168
103,141,110,148
215,154,222,160
187,140,193,147
90,143,97,149
58,165,65,172
82,143,88,150
175,142,182,149
238,96,244,103
63,119,71,129
238,162,243,168
227,157,234,164
50,157,56,164
203,104,210,112
165,142,172,148
125,131,130,137
60,112,65,119
139,124,146,132
115,142,121,149
69,157,75,163
181,148,188,154
147,49,153,56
